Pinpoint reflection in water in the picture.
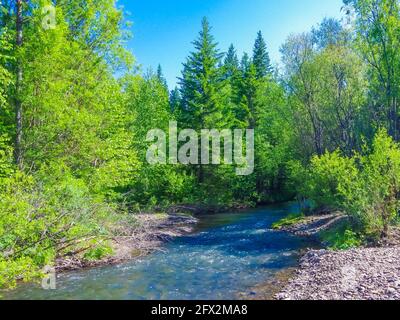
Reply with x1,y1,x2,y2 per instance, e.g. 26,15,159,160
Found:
4,203,314,300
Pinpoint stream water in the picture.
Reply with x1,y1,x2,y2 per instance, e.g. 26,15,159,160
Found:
5,203,315,300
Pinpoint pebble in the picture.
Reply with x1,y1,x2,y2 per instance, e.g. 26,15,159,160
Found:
276,247,400,300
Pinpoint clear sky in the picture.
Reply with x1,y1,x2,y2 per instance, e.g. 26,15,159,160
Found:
119,0,345,88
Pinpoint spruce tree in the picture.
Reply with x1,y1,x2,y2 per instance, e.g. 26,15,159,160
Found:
253,31,273,78
157,64,168,89
178,17,226,130
240,52,251,73
169,87,181,113
237,63,258,129
178,17,231,183
223,44,239,79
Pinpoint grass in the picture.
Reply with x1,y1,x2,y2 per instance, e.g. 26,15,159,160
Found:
272,213,305,230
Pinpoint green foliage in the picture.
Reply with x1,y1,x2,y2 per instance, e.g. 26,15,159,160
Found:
252,31,273,78
307,151,358,209
339,130,400,237
179,17,230,130
345,0,400,140
0,168,116,288
0,0,135,288
0,134,13,178
3,0,400,289
305,130,400,238
320,222,363,250
272,213,305,230
281,34,367,157
223,44,240,80
83,242,113,261
0,30,12,109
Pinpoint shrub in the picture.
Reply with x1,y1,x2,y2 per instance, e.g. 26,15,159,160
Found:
320,222,363,250
83,242,114,261
339,130,400,238
306,130,400,238
307,150,358,210
0,165,116,289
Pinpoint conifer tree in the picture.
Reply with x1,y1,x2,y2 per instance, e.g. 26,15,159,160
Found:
237,63,258,129
223,44,239,79
169,87,181,113
178,17,231,183
179,17,227,130
253,31,273,78
157,64,168,89
240,52,251,73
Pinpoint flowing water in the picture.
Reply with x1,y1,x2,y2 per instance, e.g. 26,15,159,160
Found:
4,203,315,300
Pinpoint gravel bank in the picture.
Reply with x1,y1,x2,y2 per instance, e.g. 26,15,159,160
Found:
276,247,400,300
278,213,347,238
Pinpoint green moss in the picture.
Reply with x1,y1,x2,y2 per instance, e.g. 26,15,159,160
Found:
272,213,305,230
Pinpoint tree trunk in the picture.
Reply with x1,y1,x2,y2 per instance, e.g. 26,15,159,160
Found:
15,0,24,170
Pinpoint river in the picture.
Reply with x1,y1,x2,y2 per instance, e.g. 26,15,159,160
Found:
4,202,315,300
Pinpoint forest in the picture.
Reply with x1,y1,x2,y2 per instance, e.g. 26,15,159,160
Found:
1,0,400,289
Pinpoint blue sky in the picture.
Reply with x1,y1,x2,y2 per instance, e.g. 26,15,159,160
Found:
119,0,344,88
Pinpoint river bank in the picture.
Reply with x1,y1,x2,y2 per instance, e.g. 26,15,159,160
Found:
4,204,312,300
55,203,253,272
257,213,400,300
56,213,198,272
276,247,400,300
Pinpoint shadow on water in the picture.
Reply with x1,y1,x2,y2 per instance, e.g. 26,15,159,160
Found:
4,202,316,300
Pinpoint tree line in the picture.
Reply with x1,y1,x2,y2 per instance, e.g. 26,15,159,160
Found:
1,0,400,288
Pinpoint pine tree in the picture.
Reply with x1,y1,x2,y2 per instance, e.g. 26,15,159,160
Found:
253,31,273,78
240,52,251,73
237,63,258,129
223,44,239,79
169,87,181,113
178,17,226,130
178,17,231,183
157,64,168,89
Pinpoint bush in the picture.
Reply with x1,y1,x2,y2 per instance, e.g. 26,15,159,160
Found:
320,222,363,250
307,150,358,210
83,242,114,261
306,130,400,238
339,130,400,238
0,166,116,289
